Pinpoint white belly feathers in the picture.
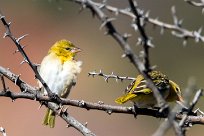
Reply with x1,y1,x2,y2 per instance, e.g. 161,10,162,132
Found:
39,53,82,97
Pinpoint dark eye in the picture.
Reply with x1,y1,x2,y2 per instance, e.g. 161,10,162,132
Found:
176,87,179,92
65,47,71,51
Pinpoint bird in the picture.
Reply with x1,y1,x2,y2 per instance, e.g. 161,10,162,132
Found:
38,39,82,128
115,71,183,108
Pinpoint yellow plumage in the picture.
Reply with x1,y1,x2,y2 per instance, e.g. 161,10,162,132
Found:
115,71,183,108
39,39,82,128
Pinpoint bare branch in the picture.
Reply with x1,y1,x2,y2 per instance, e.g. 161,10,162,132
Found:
88,70,135,82
179,89,203,128
128,0,152,71
0,13,62,103
79,0,204,43
184,0,204,7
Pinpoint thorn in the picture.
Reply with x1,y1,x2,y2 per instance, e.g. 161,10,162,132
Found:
115,77,118,82
178,19,183,27
98,101,104,105
8,22,11,26
63,107,69,113
121,53,127,58
131,23,138,31
66,124,72,128
3,32,9,38
78,100,85,107
22,87,28,93
160,26,164,35
123,33,132,40
20,59,28,65
16,34,28,43
84,122,88,127
183,40,187,46
38,103,43,110
14,74,21,85
99,4,105,9
145,11,150,18
106,109,112,115
99,69,102,74
147,40,154,48
137,37,142,45
114,9,119,16
100,18,116,30
104,77,109,82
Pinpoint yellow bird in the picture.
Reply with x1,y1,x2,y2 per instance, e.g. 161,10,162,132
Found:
115,71,183,108
39,39,82,128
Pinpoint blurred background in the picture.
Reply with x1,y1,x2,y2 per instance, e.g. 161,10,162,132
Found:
0,0,204,136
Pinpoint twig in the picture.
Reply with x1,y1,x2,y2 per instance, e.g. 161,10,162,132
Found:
88,70,135,82
77,0,204,44
0,13,62,103
184,0,204,7
0,127,6,136
179,89,203,127
128,0,152,71
46,103,95,136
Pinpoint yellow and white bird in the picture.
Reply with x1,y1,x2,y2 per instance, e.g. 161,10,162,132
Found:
39,39,82,128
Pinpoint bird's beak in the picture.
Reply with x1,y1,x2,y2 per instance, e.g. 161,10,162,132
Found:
71,47,82,53
177,95,184,103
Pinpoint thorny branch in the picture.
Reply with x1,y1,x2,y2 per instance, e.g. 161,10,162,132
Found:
77,0,204,45
153,88,203,136
0,66,204,126
128,0,152,71
0,13,95,136
0,13,63,103
88,70,135,82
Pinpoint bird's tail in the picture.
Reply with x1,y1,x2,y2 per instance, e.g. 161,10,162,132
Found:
115,93,136,104
43,109,56,128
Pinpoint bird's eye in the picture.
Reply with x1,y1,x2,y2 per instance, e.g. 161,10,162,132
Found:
65,47,71,51
176,87,179,92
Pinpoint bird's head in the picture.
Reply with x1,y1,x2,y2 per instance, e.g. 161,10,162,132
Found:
166,80,184,103
49,39,81,62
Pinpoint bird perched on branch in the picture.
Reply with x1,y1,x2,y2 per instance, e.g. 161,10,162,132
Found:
115,71,183,108
38,39,82,128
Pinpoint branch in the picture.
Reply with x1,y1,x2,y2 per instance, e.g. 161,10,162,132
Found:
88,70,135,82
1,65,204,127
80,0,204,44
184,0,204,7
128,0,152,71
0,13,62,103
